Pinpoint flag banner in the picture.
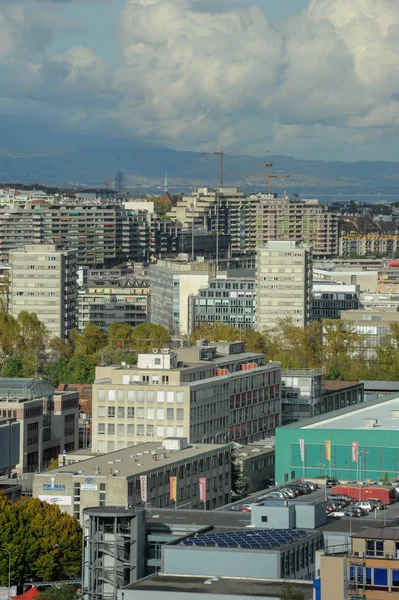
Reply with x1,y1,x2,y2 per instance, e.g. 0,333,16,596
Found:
325,440,331,462
199,477,206,503
299,439,305,463
169,476,177,502
352,441,359,463
140,475,147,502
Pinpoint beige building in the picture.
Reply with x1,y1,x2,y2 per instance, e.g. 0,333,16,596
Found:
33,438,232,520
92,342,281,453
9,244,77,339
340,308,399,357
256,240,313,330
149,259,216,335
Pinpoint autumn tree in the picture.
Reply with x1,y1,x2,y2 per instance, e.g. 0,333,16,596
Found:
131,323,171,353
0,495,82,586
107,323,134,351
279,585,305,600
70,323,107,357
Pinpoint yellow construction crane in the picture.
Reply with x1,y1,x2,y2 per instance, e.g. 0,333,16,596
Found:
259,161,290,193
201,146,247,189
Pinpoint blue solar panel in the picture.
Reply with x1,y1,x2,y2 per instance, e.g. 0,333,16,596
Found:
183,528,307,550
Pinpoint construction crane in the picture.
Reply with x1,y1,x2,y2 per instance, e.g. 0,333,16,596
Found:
201,146,246,189
104,178,115,189
259,161,290,193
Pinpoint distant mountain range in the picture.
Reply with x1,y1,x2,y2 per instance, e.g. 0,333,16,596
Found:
1,115,399,193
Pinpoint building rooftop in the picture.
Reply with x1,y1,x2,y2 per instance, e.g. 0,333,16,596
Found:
233,444,275,460
323,381,362,392
352,527,399,541
124,574,313,598
360,380,399,392
282,393,399,430
0,378,54,400
39,441,230,479
179,528,309,551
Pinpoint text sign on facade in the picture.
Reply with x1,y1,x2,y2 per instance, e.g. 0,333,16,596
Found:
38,495,72,506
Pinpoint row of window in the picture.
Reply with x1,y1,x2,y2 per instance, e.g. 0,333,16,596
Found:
97,423,185,438
98,389,185,403
100,406,184,420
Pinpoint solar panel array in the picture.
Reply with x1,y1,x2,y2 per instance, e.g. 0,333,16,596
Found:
181,528,308,550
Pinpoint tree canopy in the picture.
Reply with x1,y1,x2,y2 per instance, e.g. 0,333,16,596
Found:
38,584,82,600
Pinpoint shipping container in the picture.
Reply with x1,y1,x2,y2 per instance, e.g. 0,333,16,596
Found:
361,486,396,505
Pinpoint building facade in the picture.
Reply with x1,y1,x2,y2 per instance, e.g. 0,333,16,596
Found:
9,244,77,339
0,418,20,476
191,275,256,331
78,276,149,332
281,370,324,425
92,343,281,452
312,283,360,320
339,216,399,256
256,241,313,330
340,308,399,357
33,438,232,520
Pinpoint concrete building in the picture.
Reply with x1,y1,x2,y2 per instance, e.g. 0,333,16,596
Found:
232,442,275,493
322,381,364,413
275,393,399,484
9,244,77,339
78,275,149,332
320,526,399,600
312,283,360,320
0,418,20,475
339,215,399,256
340,308,399,357
33,438,232,520
149,259,216,335
191,274,256,331
0,378,79,472
256,241,313,330
92,343,281,451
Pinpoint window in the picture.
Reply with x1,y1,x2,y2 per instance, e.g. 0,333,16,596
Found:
127,424,134,436
147,391,154,403
176,426,184,437
99,483,106,506
118,407,125,418
156,426,164,437
128,391,135,402
176,392,184,403
147,408,154,419
167,408,174,419
167,426,174,437
157,408,165,420
98,406,105,417
107,441,115,452
117,424,125,436
157,391,165,403
98,389,105,401
374,569,388,587
366,540,384,557
137,424,144,435
392,570,399,588
147,424,154,435
176,409,184,420
108,406,115,417
137,408,144,418
122,375,130,385
261,516,268,523
117,389,125,402
167,391,174,403
108,423,115,435
98,423,105,435
154,358,161,365
108,389,115,401
137,391,145,402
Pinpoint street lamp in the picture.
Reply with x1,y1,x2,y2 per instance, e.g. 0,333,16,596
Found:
0,547,11,600
38,426,50,473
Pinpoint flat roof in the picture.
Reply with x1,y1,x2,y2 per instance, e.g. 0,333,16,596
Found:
323,381,362,392
281,393,399,430
361,380,399,392
38,441,229,479
352,527,399,540
124,574,313,598
303,394,399,431
320,515,399,536
234,444,275,460
145,508,251,529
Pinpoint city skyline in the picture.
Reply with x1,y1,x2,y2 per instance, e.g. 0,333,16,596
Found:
0,0,398,162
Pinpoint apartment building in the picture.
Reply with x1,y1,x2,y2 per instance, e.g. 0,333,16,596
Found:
312,283,360,320
255,196,339,257
78,275,149,332
320,526,399,599
33,438,232,520
149,259,216,335
256,241,313,330
0,378,79,472
92,342,281,452
190,274,256,331
340,216,399,256
340,308,399,357
10,244,77,339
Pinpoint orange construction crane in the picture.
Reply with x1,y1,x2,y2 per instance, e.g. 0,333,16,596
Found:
201,146,247,189
259,161,290,193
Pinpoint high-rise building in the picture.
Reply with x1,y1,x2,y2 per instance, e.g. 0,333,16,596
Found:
149,259,216,335
91,342,281,452
256,241,313,331
10,244,77,339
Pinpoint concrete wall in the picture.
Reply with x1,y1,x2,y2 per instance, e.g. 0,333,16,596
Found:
251,504,295,529
0,420,20,474
320,554,346,600
162,546,279,579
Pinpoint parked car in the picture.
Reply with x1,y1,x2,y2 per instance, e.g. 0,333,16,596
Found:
354,501,373,512
326,479,340,488
303,481,318,491
368,498,384,510
279,488,296,498
344,508,361,517
327,511,346,518
263,492,287,499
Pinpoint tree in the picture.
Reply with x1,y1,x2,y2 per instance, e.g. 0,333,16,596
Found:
231,457,250,498
38,585,82,600
1,356,23,378
70,323,107,357
279,585,305,600
131,323,171,353
107,323,134,351
0,495,82,586
45,458,59,471
68,355,97,384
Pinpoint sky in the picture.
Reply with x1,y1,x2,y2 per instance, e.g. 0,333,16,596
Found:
1,0,399,162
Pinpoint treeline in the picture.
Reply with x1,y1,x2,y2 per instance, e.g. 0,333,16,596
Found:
193,319,399,381
0,309,171,386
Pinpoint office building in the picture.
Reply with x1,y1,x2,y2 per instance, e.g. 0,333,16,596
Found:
256,241,313,330
320,526,399,599
340,308,399,357
339,215,399,256
232,442,275,493
191,274,256,331
149,259,216,335
0,378,79,472
312,283,360,320
0,418,20,476
275,393,399,484
255,196,339,257
33,438,232,520
9,244,77,339
78,275,149,332
92,342,281,451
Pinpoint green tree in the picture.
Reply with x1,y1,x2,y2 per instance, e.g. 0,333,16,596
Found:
279,585,305,600
107,323,134,351
1,356,23,378
70,323,107,357
45,458,59,471
17,311,48,356
0,312,21,360
42,359,73,388
48,338,74,361
68,355,97,384
231,458,250,498
131,323,171,353
0,495,82,586
38,585,82,600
